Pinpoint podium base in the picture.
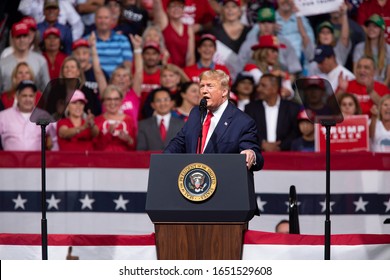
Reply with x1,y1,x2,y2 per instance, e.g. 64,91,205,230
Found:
154,223,247,260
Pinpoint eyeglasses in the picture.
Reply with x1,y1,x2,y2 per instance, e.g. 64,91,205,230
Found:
104,97,121,102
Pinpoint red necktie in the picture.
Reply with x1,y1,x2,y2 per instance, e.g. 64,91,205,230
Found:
160,118,167,142
201,111,213,153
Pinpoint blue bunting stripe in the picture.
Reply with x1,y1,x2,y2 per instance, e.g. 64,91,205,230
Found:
1,191,389,215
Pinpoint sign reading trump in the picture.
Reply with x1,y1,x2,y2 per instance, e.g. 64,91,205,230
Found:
315,115,369,152
295,0,343,17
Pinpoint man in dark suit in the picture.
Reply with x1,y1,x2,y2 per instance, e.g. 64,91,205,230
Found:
137,87,184,151
245,73,301,151
164,70,263,171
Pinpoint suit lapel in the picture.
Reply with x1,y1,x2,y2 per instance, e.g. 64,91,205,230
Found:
204,102,234,153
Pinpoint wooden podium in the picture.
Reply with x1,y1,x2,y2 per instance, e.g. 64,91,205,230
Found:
146,154,257,260
155,223,247,260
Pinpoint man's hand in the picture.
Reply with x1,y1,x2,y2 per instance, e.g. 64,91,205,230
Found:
262,140,281,152
241,149,256,169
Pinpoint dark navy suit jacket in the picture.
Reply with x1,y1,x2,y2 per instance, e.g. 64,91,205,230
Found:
164,101,264,171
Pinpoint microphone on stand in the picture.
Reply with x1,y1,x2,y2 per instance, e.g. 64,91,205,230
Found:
198,98,207,154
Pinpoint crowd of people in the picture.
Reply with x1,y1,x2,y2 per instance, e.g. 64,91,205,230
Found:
0,0,390,153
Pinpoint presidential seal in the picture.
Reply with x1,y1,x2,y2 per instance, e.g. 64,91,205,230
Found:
178,163,217,202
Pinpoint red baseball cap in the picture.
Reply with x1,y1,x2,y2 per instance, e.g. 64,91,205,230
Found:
251,35,286,51
20,16,37,31
11,22,29,37
297,109,315,122
72,39,90,51
43,27,61,40
223,0,240,6
199,33,217,46
142,41,161,53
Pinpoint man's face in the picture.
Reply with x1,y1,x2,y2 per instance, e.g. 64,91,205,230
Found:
95,8,112,32
151,90,173,115
13,34,30,52
44,34,60,52
355,58,375,85
17,87,36,113
257,77,277,101
44,7,59,23
142,48,161,68
73,47,91,70
277,0,293,13
317,57,332,74
197,40,216,61
199,78,228,111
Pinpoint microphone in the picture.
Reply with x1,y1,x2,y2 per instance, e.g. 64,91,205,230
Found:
199,98,207,125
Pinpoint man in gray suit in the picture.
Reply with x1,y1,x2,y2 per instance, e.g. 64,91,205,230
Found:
137,87,184,151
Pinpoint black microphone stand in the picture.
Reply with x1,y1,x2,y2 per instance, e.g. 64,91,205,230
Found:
37,119,50,260
321,119,336,260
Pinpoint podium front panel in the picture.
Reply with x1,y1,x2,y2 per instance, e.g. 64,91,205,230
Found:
145,154,256,222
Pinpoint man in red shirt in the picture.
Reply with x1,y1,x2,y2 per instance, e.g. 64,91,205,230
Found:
337,56,390,115
140,42,162,118
184,34,230,83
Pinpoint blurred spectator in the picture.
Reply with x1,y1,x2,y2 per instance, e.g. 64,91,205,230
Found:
37,0,73,54
0,62,43,109
291,109,315,152
72,33,108,102
94,85,137,151
309,45,355,92
1,16,40,59
275,0,315,74
240,7,302,77
241,0,277,27
171,81,200,121
0,80,56,151
142,25,170,65
57,90,99,151
306,3,351,76
210,0,251,80
353,14,390,87
60,56,102,116
245,73,300,151
357,0,390,45
75,0,104,36
231,71,255,111
19,0,85,40
109,32,143,130
140,41,163,116
301,78,334,116
369,94,390,152
86,6,133,77
337,92,362,117
275,219,289,233
153,0,195,68
184,34,230,83
0,22,50,92
329,5,365,71
142,63,189,118
337,56,389,115
161,0,216,33
41,27,67,79
137,87,184,150
244,35,294,99
121,0,149,36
